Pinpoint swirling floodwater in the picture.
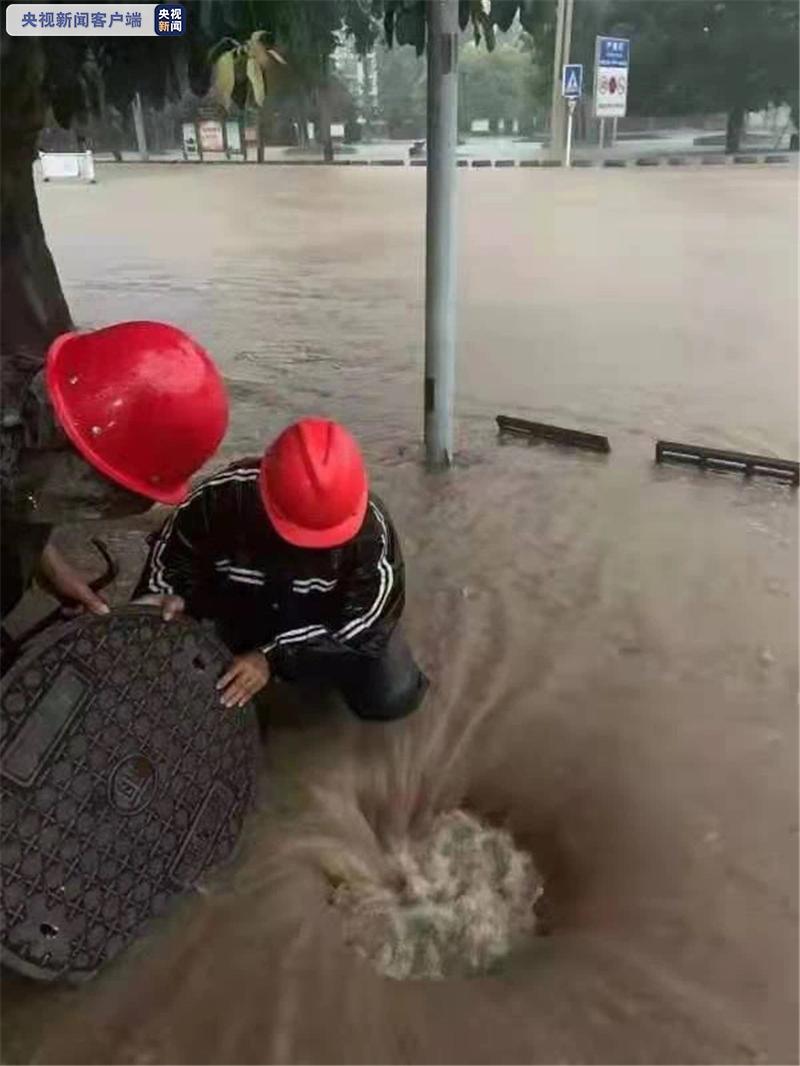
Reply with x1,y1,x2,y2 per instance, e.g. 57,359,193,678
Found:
2,162,796,1065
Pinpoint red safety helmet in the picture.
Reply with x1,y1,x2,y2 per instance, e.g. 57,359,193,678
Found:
46,321,229,505
260,419,368,548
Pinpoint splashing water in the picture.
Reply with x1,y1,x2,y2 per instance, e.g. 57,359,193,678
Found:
331,809,543,980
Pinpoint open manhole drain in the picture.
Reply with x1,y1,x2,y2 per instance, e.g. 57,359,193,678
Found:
331,809,543,980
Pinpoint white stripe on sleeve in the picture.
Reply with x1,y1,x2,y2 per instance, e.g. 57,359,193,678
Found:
147,468,259,595
335,502,393,643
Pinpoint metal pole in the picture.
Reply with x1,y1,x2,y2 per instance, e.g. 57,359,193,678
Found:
563,0,575,71
559,0,575,163
424,0,459,467
565,99,575,167
611,115,618,147
548,0,567,161
599,117,606,148
132,92,148,161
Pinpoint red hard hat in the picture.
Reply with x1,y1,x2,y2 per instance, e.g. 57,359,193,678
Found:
46,321,229,505
259,419,368,548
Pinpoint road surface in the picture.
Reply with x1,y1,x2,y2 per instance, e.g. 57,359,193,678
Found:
3,163,797,1065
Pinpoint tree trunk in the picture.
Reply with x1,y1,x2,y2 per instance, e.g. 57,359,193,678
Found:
257,107,266,163
790,103,799,152
0,38,72,415
725,105,745,154
317,83,334,162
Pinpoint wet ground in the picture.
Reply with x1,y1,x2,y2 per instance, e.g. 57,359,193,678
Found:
2,163,798,1064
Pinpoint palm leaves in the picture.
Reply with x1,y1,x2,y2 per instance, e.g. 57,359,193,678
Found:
209,31,287,112
381,0,550,54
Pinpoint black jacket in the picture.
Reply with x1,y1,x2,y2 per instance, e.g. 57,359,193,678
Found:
133,459,405,679
1,372,150,620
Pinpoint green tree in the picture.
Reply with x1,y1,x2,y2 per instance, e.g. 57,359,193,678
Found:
1,0,555,410
604,0,799,152
375,43,427,136
458,39,528,133
0,0,379,412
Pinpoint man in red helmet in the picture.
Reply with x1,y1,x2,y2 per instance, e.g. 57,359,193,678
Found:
134,418,428,721
1,321,228,647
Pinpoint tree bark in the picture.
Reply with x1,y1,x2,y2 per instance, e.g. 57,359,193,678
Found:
0,38,73,415
257,107,266,163
725,105,745,154
317,83,333,162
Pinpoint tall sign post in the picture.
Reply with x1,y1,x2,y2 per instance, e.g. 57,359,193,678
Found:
561,63,583,168
594,36,630,150
548,0,576,162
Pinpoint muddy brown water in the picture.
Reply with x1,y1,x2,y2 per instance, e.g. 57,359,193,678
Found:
2,165,797,1064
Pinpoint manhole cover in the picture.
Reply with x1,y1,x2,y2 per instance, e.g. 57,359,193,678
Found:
0,607,259,982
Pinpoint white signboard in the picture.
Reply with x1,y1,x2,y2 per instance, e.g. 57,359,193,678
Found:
182,122,199,160
224,120,242,154
39,151,95,182
594,36,630,118
198,120,224,153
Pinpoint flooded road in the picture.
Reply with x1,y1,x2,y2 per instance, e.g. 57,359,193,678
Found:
3,164,797,1064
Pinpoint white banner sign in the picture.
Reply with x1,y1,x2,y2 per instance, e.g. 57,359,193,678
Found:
39,151,96,182
594,36,630,119
182,123,199,161
225,121,242,154
198,121,224,153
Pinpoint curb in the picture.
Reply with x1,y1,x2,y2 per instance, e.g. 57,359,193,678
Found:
91,152,796,172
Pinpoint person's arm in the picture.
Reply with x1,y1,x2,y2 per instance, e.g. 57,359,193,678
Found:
36,543,110,615
264,502,404,680
217,526,403,709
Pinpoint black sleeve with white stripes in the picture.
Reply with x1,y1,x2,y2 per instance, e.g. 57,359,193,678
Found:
133,488,212,602
263,498,405,677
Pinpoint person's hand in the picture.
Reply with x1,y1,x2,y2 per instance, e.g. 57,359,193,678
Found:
36,544,110,616
217,651,270,709
133,593,186,620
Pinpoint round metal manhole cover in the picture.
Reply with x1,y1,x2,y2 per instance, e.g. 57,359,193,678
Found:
0,607,260,982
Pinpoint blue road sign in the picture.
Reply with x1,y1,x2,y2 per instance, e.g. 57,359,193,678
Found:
562,63,584,99
598,37,629,68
